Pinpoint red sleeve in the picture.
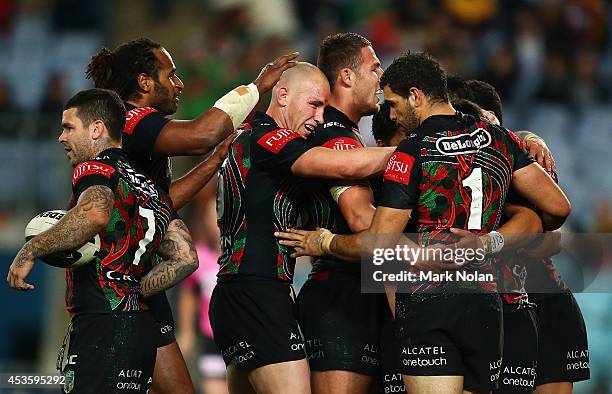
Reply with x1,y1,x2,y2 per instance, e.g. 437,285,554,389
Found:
253,128,311,171
123,107,170,160
378,139,422,209
71,160,116,200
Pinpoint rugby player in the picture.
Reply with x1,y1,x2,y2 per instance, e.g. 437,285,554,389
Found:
371,103,409,394
7,89,198,393
277,53,572,394
86,38,297,393
372,99,542,394
296,32,386,394
445,79,542,393
211,62,393,394
373,102,409,148
457,79,590,394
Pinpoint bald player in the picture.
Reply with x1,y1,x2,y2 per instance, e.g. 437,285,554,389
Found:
210,63,393,394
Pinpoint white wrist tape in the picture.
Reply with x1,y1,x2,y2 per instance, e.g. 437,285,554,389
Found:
316,228,334,255
321,233,336,255
213,83,259,130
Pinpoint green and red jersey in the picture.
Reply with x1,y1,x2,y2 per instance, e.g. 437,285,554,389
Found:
379,112,533,293
216,112,312,282
301,106,367,279
66,148,175,315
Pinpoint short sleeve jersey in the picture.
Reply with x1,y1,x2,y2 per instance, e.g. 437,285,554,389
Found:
301,106,367,278
65,148,175,315
123,104,172,192
216,112,311,282
379,112,533,293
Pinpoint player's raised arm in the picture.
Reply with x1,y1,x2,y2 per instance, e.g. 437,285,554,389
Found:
153,52,299,156
87,40,298,157
141,219,199,298
7,185,114,290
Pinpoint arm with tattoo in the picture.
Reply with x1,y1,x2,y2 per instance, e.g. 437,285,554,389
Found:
140,219,199,298
7,185,114,290
26,185,113,258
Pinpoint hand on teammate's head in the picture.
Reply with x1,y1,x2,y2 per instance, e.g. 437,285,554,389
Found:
253,52,300,94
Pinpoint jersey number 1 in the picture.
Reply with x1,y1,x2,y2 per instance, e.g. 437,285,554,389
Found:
462,167,483,230
133,207,156,265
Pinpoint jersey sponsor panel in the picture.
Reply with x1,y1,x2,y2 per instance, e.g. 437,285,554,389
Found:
257,128,302,154
124,106,158,134
72,161,115,185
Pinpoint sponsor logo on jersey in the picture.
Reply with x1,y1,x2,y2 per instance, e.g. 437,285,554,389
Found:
321,137,362,150
105,270,139,283
384,152,415,185
323,121,346,129
257,128,301,154
124,106,158,134
72,161,115,186
435,128,492,155
160,325,173,334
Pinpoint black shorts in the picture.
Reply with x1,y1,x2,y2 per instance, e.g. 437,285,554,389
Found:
59,312,157,394
395,292,503,392
297,276,386,376
379,319,406,394
209,277,306,371
531,291,590,385
146,292,176,347
494,302,538,393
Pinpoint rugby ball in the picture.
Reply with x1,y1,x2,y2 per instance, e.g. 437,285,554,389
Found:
25,210,100,268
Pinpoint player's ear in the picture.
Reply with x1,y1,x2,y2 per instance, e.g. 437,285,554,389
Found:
137,73,153,94
276,86,289,107
376,139,386,147
409,87,422,108
338,68,354,88
90,120,105,140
